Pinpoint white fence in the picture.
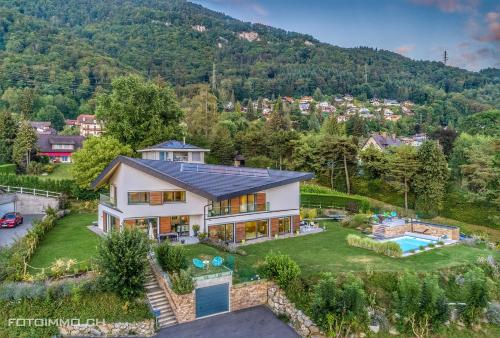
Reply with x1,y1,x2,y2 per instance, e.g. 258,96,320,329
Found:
0,185,61,198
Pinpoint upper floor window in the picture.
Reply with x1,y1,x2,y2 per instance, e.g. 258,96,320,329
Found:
52,144,74,150
240,194,256,212
128,192,150,204
173,151,188,162
163,191,186,203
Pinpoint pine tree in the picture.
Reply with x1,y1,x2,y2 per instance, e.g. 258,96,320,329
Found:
0,111,17,164
413,141,449,217
210,125,235,165
268,97,291,132
246,99,258,121
12,120,38,171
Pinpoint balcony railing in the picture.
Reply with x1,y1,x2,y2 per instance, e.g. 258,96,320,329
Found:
207,202,270,217
100,193,117,208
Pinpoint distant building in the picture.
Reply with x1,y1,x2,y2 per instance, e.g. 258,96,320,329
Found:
317,101,336,113
138,140,209,164
400,133,428,147
37,135,85,163
238,31,259,42
30,121,55,135
192,25,207,32
76,114,103,137
65,119,77,127
383,99,399,106
362,133,403,151
282,96,294,104
384,115,402,122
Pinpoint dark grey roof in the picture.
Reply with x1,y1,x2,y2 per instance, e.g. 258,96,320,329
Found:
37,135,85,153
139,140,208,151
92,156,314,201
371,133,403,149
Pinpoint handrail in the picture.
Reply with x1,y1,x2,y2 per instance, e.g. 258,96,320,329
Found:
0,185,61,198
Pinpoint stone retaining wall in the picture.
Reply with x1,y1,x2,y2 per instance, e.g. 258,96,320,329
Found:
149,258,195,323
267,285,324,338
59,319,155,337
15,193,59,214
231,279,269,311
411,222,459,240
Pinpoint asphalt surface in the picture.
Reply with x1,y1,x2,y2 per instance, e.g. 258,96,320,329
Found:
156,306,299,338
0,214,44,247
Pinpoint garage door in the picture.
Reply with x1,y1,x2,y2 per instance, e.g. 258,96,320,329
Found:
0,202,15,215
195,283,229,318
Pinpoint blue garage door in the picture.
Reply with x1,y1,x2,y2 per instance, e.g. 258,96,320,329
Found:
195,283,229,318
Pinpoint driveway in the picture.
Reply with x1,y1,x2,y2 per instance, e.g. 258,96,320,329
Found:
156,306,299,338
0,214,44,247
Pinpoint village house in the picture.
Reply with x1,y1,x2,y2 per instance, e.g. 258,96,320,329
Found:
37,134,85,163
361,132,403,151
76,114,103,137
30,121,55,135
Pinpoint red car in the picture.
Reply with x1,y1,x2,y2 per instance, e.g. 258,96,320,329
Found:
0,212,23,228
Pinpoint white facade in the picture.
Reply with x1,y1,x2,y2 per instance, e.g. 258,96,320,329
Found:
140,149,207,163
97,163,301,240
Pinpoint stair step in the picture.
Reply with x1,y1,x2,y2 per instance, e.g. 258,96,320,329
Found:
153,304,172,311
150,300,169,307
158,318,177,326
147,292,165,299
147,290,163,296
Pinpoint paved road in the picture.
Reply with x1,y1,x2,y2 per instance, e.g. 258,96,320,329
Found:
0,214,44,247
156,306,299,338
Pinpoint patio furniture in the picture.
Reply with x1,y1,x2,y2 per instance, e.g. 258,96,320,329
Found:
211,256,224,267
192,258,205,269
390,211,397,217
203,260,210,269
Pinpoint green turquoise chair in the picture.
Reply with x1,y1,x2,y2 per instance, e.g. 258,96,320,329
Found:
211,256,224,267
192,258,205,269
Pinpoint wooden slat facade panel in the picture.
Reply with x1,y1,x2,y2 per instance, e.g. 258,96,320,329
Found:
150,191,163,205
256,193,266,211
159,217,171,234
114,217,120,231
231,197,240,214
124,219,135,230
270,218,279,236
235,222,245,242
102,212,107,232
292,215,300,233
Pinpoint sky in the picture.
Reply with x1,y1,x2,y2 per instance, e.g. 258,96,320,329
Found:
192,0,499,71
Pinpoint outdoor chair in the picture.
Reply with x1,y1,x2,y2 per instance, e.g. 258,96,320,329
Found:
192,258,205,269
211,256,224,267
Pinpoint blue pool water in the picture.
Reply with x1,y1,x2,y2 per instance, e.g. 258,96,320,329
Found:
388,236,436,253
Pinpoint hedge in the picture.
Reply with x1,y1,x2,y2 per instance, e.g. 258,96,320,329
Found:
0,164,16,175
301,192,370,212
0,174,98,200
346,234,403,257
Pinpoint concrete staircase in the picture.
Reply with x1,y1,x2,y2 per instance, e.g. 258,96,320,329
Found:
145,268,177,328
373,225,386,239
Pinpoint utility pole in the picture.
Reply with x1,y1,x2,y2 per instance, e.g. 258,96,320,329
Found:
364,63,368,84
443,50,448,65
211,62,216,92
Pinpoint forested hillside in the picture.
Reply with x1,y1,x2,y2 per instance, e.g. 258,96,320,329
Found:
0,0,498,113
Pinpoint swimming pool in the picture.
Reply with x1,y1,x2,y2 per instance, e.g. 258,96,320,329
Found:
387,236,437,253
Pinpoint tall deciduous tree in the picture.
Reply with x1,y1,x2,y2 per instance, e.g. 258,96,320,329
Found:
12,120,37,171
385,145,419,215
96,75,183,151
72,136,134,188
413,141,448,217
209,124,235,165
36,105,65,131
319,135,358,193
0,111,17,164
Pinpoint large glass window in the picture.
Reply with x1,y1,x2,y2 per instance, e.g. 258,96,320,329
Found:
171,216,189,236
192,152,201,162
240,194,256,213
208,223,234,242
278,217,291,234
163,191,186,203
173,151,188,162
128,192,150,204
244,219,268,240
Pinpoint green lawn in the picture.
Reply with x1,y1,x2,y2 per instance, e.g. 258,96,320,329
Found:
39,164,74,180
28,213,100,272
185,221,499,283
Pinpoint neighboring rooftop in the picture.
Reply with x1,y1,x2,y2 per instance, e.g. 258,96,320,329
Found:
138,140,209,152
370,133,403,149
93,156,314,201
37,135,85,152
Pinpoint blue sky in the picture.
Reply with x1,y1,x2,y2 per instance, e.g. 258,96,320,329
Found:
192,0,499,71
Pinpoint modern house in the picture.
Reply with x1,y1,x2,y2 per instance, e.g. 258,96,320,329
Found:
138,140,210,163
37,135,85,163
93,156,313,243
76,114,103,137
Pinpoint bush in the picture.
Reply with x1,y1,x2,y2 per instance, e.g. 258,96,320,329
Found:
262,252,301,289
461,267,489,326
393,273,449,336
155,241,188,273
311,273,368,335
301,192,370,213
346,234,402,257
342,214,371,229
97,229,149,299
0,164,16,174
170,269,194,295
27,162,44,175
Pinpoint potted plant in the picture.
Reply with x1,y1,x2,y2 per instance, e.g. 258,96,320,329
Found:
192,224,200,237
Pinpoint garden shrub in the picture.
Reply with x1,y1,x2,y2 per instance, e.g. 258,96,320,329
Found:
461,267,489,326
155,241,188,273
301,192,370,213
393,273,449,337
346,234,402,257
342,214,371,229
97,229,149,299
170,269,194,295
263,252,301,289
311,273,368,335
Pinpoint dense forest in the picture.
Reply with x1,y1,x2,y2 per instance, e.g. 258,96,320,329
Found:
0,0,498,116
